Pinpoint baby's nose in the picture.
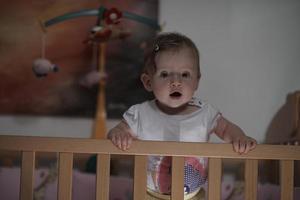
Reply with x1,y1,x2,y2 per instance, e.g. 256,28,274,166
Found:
170,74,182,86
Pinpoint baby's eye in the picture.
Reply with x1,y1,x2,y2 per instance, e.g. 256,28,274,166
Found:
159,71,169,78
182,72,191,79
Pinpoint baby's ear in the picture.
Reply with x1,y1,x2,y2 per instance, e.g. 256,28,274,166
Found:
140,73,152,92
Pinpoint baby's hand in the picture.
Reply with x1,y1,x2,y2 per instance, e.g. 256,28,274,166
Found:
108,130,133,151
107,120,135,151
107,121,135,151
232,135,257,154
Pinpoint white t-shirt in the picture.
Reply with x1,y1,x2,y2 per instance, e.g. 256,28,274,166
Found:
123,98,220,195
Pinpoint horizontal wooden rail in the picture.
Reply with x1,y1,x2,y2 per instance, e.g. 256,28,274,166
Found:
0,135,300,160
0,135,299,200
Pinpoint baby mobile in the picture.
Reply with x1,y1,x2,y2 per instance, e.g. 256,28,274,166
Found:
33,5,161,139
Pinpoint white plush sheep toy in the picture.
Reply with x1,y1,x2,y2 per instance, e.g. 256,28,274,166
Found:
32,58,59,78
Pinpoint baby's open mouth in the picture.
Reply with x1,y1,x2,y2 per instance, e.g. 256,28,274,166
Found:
170,92,182,98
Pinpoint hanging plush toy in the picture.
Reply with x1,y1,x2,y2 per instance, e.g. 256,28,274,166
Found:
79,70,107,88
32,33,58,78
32,58,59,78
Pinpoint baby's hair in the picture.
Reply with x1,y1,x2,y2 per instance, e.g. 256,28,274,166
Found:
143,32,200,77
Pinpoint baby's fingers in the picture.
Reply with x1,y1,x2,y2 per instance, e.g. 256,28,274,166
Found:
250,140,257,150
237,139,257,154
233,140,241,153
112,134,122,149
233,140,248,154
121,139,127,151
238,141,247,154
249,139,257,150
127,136,133,148
121,135,132,151
243,141,252,154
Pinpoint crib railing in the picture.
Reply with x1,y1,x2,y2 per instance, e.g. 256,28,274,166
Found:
0,135,299,200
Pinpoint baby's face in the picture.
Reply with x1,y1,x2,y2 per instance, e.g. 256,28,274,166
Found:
147,47,199,110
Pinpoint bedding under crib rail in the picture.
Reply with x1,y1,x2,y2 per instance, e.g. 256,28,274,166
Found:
0,135,299,200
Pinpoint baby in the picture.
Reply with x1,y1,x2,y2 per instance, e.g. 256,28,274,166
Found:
108,32,257,199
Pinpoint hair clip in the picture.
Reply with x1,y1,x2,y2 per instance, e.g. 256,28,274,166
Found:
154,44,159,52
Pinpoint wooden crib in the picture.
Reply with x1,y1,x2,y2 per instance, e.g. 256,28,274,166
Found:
0,135,299,200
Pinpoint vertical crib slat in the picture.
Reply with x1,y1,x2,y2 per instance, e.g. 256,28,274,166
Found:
245,159,258,200
20,151,35,200
134,155,147,200
58,152,73,200
96,154,110,200
171,157,184,200
280,160,294,200
208,158,222,200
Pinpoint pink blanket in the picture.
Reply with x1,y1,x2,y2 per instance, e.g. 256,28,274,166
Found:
0,167,133,200
1,167,299,200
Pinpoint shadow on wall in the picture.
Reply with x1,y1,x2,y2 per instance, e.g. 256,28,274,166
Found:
264,91,300,144
262,90,300,186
